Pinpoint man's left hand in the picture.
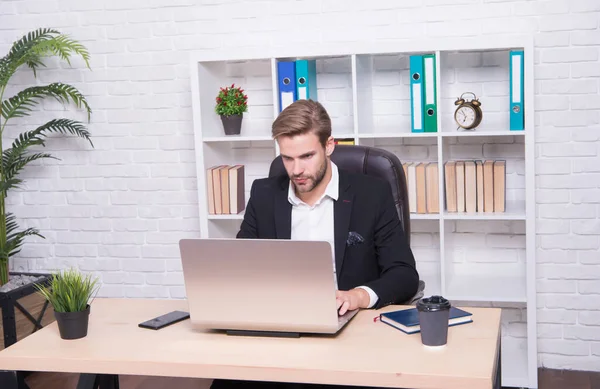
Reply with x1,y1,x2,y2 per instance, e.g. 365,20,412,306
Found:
336,288,370,315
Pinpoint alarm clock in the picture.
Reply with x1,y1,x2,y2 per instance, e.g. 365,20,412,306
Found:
454,92,482,130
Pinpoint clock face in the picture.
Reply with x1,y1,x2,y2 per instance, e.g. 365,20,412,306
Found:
455,106,476,128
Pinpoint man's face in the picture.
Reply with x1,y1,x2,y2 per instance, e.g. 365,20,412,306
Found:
277,132,333,194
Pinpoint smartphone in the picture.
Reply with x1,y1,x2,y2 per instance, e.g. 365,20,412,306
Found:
138,310,190,330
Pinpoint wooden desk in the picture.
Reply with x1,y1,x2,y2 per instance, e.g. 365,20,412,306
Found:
0,298,501,389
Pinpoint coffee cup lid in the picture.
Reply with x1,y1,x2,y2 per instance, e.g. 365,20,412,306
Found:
416,295,451,312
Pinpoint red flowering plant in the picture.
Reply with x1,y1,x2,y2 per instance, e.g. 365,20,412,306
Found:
215,83,248,116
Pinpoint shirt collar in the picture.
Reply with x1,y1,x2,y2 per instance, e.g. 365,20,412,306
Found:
288,161,339,206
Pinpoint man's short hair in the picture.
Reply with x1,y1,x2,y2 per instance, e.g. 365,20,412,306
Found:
271,99,331,147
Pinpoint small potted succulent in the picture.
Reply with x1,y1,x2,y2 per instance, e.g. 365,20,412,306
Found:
215,83,248,135
35,268,100,340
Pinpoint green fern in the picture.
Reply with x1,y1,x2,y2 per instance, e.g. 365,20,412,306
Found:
2,83,91,121
0,212,44,284
0,28,93,285
0,28,89,86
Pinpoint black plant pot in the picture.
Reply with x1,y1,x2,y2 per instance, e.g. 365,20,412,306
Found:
220,114,243,135
54,304,90,340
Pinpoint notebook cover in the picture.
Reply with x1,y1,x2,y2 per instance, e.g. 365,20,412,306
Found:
379,307,473,334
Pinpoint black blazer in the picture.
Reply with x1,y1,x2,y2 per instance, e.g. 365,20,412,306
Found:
236,168,420,309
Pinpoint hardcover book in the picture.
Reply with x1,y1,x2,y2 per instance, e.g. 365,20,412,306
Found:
379,307,473,334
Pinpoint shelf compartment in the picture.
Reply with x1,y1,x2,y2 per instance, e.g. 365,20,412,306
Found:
206,218,243,238
441,135,525,217
443,218,527,303
439,49,523,134
196,59,274,139
354,51,436,137
444,201,525,220
445,274,526,303
201,143,274,225
276,55,354,135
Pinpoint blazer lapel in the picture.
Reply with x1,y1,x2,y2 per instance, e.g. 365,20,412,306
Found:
274,179,292,239
334,172,353,277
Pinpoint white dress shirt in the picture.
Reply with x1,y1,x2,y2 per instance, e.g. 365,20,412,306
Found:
287,161,379,308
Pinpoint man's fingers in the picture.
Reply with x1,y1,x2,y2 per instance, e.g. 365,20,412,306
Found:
336,290,354,315
338,301,350,316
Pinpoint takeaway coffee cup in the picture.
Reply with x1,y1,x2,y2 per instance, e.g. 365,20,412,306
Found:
416,295,451,347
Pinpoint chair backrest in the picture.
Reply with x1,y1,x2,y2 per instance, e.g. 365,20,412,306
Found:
268,144,411,245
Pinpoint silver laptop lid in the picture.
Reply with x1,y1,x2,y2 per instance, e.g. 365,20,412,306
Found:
179,238,340,334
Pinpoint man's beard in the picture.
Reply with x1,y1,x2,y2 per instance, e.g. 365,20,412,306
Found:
291,159,328,194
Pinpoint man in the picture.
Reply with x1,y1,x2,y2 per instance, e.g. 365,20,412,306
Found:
211,99,419,389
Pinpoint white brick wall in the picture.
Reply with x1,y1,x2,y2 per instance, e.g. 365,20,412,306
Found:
1,0,599,373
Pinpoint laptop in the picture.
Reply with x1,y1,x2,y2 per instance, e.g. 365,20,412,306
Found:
178,238,359,336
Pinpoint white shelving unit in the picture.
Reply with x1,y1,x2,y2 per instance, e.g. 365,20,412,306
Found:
190,36,536,389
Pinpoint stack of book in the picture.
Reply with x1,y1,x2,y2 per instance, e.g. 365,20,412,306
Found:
444,160,506,213
206,165,246,215
402,162,439,214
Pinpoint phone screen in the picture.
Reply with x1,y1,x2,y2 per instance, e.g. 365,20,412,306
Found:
138,310,190,330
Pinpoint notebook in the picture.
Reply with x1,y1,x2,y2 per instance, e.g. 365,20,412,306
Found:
379,307,473,334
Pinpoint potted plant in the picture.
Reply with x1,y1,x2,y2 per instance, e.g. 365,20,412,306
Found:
0,27,92,284
215,83,248,135
35,268,99,340
0,27,93,349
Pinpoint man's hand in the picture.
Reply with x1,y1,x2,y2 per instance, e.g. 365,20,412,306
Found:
336,288,370,315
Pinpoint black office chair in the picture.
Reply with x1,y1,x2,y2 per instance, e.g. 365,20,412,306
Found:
268,144,425,304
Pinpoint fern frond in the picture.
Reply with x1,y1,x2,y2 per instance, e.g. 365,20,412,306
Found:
28,34,90,69
5,212,19,236
6,226,44,258
5,28,60,60
0,178,23,196
11,118,92,148
0,213,44,259
1,119,91,183
1,83,92,121
35,118,93,145
54,35,90,68
0,28,59,87
0,28,90,89
3,152,57,182
6,128,46,158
